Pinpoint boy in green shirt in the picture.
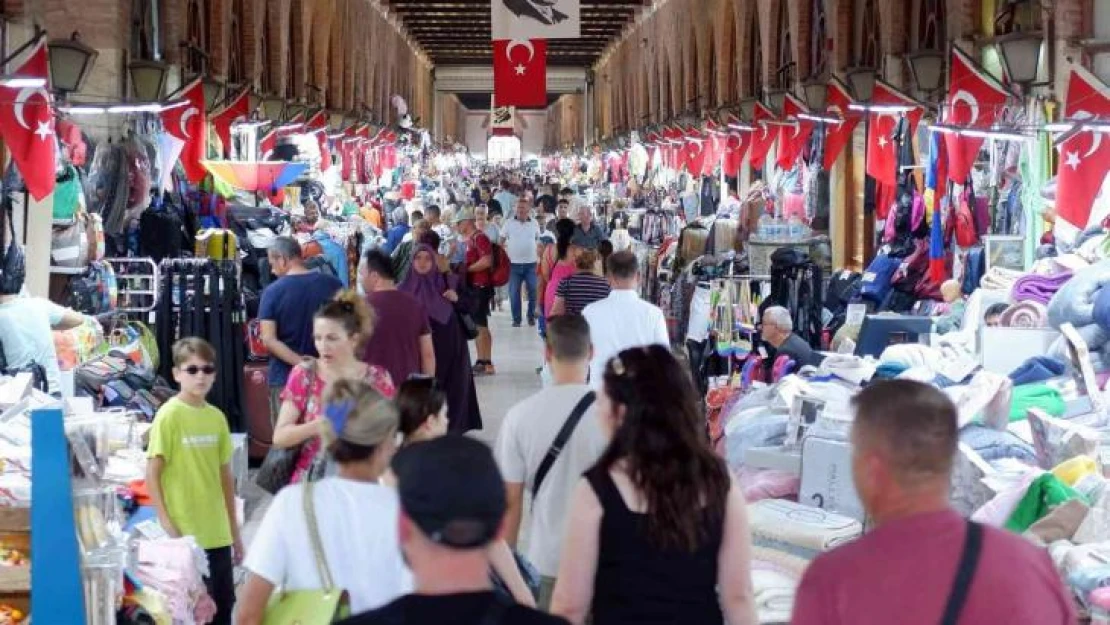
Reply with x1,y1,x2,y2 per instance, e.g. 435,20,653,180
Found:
147,338,242,625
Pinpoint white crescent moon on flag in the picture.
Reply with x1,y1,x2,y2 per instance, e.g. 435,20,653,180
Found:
951,90,979,126
505,39,535,64
1073,110,1103,158
790,120,801,139
180,108,198,138
828,104,843,118
14,87,47,131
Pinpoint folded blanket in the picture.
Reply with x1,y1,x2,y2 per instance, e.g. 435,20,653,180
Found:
751,569,797,623
748,499,863,559
1047,259,1110,330
1095,285,1110,332
981,266,1025,291
1001,301,1049,328
1009,356,1067,386
1048,322,1109,365
1006,473,1087,533
1012,271,1074,305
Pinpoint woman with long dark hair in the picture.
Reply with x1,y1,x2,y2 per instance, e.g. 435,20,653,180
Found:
541,218,578,319
551,345,756,625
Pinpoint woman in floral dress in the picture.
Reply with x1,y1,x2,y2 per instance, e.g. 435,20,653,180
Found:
271,290,396,483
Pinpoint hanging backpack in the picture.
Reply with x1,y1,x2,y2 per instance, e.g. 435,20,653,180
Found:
954,190,980,248
51,209,90,268
53,165,83,224
246,319,269,361
489,243,511,288
139,202,186,262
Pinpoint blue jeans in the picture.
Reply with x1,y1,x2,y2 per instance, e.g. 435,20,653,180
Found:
508,262,537,324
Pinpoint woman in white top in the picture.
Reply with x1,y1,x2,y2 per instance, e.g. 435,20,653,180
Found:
236,380,411,624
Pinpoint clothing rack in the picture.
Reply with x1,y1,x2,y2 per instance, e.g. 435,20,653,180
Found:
154,258,246,432
105,257,159,316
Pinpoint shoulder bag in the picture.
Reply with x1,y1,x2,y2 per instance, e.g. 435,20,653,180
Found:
255,364,318,495
938,521,983,625
262,479,351,624
532,391,596,504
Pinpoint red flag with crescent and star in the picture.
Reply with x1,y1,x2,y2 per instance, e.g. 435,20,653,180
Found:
776,93,812,170
866,81,922,187
823,77,860,170
160,78,207,183
210,88,251,157
748,101,777,170
0,39,55,201
944,45,1011,184
306,110,332,171
701,119,724,177
683,126,707,175
493,39,548,108
723,113,750,177
258,128,277,161
1056,66,1110,231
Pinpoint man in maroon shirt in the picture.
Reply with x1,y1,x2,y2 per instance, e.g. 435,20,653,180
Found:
359,249,435,384
791,380,1076,625
455,208,496,375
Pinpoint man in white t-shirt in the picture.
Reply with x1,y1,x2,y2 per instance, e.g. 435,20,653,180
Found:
501,196,541,327
0,290,89,395
495,315,608,609
582,250,670,386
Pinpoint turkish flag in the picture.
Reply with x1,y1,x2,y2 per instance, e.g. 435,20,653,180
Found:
866,81,922,186
0,39,55,201
258,129,276,160
944,45,1010,183
684,127,707,175
493,39,548,108
1056,66,1110,231
161,78,207,183
776,93,812,170
723,114,751,176
210,88,250,157
748,102,777,170
823,78,861,170
306,110,332,171
701,119,724,177
663,125,682,170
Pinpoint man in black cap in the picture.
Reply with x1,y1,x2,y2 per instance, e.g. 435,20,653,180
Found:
339,436,567,625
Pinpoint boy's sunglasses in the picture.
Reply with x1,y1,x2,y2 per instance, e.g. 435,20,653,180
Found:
182,365,217,376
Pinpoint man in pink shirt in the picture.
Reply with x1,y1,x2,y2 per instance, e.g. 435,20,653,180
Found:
791,380,1076,625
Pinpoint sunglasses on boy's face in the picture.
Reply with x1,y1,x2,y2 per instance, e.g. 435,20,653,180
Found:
182,365,217,376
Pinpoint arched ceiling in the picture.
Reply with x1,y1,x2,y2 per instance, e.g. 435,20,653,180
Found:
384,0,650,67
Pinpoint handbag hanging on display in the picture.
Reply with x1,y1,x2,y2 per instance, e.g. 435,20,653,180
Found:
262,479,351,625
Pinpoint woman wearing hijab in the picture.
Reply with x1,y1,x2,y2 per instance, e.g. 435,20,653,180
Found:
399,244,482,433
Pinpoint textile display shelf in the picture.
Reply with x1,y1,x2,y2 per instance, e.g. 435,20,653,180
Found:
0,374,239,625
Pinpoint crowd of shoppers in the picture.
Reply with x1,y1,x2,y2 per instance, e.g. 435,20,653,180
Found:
137,170,1077,625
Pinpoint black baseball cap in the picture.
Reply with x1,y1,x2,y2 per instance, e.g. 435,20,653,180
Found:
392,435,506,549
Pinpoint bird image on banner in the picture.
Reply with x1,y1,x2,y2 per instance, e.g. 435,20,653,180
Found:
160,78,207,184
493,0,579,40
0,38,55,201
866,81,922,187
926,131,949,283
944,45,1011,184
823,77,860,170
491,106,516,136
1055,66,1110,235
493,39,548,108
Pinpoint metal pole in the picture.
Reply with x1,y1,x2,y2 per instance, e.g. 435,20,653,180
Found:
583,78,589,149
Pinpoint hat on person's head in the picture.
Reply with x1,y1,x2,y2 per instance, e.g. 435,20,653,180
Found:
392,435,506,549
453,207,477,224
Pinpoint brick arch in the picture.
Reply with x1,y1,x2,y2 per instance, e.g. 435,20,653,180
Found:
715,0,739,105
309,0,334,102
328,0,345,108
692,1,714,110
683,7,698,113
288,0,308,101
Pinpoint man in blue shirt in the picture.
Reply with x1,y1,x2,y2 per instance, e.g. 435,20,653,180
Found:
494,179,517,220
259,237,343,422
384,207,410,254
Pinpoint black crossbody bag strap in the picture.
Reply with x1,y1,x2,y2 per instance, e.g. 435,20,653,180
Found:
533,391,595,504
939,521,984,625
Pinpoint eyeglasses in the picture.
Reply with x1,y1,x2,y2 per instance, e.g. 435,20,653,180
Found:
182,365,217,376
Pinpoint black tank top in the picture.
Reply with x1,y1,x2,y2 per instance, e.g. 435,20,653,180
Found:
585,466,725,625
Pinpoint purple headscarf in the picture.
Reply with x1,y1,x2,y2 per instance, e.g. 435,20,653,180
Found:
399,244,454,324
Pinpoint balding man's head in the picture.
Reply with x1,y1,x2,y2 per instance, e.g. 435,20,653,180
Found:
851,380,958,524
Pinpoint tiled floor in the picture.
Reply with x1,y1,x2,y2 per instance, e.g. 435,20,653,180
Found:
242,303,543,545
